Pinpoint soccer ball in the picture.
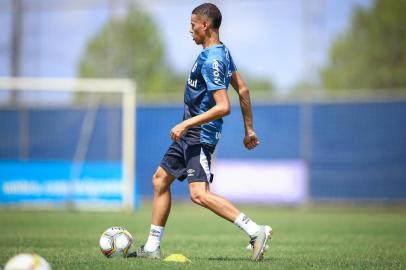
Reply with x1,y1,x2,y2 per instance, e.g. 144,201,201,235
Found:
99,227,134,258
4,253,51,270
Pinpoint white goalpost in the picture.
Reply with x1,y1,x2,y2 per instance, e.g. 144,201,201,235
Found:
0,77,137,210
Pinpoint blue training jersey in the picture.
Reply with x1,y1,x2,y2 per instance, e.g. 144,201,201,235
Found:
183,43,237,146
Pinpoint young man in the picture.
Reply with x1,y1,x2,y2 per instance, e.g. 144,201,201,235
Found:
133,3,272,261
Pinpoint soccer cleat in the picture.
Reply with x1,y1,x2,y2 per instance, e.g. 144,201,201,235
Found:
249,225,272,261
127,245,162,259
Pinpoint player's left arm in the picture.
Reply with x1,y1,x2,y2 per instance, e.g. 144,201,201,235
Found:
230,70,260,150
170,89,230,141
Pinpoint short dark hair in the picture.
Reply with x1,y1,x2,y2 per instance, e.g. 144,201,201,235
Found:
192,3,222,29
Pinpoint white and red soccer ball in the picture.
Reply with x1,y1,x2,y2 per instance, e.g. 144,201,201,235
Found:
99,227,134,258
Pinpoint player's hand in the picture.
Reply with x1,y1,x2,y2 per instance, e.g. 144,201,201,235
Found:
170,121,189,141
243,130,260,150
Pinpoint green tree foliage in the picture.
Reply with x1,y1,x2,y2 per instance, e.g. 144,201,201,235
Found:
79,9,183,98
322,0,406,91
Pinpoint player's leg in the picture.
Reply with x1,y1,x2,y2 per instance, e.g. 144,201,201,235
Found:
132,166,175,259
188,181,272,261
189,182,263,236
189,181,239,222
185,144,246,223
135,141,186,259
186,143,272,261
151,166,176,227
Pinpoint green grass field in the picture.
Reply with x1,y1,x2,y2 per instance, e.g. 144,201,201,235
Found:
1,203,405,270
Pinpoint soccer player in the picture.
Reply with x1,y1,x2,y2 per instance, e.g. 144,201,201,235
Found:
133,3,272,261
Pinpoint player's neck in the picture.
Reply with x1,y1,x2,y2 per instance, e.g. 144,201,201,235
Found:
202,31,221,49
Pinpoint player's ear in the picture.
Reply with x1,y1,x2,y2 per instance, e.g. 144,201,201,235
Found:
202,20,209,31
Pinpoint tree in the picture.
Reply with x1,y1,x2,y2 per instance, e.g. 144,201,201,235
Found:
321,0,406,91
78,8,182,98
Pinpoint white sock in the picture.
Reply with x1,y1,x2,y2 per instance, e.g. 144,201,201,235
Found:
144,224,165,252
234,213,261,237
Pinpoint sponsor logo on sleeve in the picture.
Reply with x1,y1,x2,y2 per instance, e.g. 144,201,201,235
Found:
187,61,198,88
191,61,198,72
212,59,222,85
188,75,197,88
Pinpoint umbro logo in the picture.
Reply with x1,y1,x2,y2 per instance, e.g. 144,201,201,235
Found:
187,169,195,176
150,229,160,237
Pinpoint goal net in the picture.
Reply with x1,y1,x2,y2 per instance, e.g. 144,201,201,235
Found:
0,77,137,210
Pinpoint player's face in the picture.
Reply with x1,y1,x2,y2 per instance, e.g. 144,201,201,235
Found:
189,14,206,45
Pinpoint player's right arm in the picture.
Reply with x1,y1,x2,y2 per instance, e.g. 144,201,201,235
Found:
231,71,260,150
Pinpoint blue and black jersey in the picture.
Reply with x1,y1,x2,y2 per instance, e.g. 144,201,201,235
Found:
183,43,237,146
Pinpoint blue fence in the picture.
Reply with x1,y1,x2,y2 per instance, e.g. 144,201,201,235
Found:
310,101,406,200
1,101,406,202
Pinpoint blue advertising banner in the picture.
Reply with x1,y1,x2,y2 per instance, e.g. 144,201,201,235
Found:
0,161,130,208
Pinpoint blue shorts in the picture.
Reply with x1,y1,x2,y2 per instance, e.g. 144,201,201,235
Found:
160,140,215,183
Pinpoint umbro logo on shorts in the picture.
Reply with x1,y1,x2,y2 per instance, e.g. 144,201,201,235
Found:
187,169,195,176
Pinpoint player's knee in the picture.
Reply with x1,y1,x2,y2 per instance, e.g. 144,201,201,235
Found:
190,189,208,206
152,172,169,195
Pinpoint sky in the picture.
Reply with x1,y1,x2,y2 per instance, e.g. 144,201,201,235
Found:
0,0,373,97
